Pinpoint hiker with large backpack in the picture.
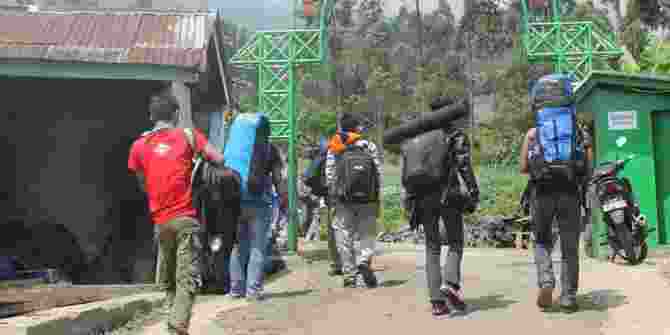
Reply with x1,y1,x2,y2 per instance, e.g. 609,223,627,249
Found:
301,141,325,240
128,94,227,335
520,74,592,313
400,108,479,317
326,113,381,288
224,114,288,301
303,136,343,274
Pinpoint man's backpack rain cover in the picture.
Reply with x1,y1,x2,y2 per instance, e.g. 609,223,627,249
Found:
529,73,585,183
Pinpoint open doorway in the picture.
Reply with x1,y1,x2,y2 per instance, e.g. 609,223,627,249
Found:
0,77,167,283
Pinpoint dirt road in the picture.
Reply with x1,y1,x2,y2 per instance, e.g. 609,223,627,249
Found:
137,245,670,335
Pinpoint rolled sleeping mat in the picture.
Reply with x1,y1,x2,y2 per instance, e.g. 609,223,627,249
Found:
383,98,469,145
429,96,456,111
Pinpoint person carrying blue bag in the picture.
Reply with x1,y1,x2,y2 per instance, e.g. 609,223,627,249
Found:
224,113,287,302
520,74,592,313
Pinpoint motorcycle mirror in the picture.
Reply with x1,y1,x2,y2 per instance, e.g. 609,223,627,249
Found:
616,136,627,148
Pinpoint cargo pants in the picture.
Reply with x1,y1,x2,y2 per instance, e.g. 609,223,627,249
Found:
332,202,377,283
156,216,203,333
531,185,580,302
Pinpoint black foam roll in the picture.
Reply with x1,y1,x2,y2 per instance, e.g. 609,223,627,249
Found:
429,96,456,111
383,98,469,145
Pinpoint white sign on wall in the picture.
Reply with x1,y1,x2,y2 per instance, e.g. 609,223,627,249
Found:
608,111,638,130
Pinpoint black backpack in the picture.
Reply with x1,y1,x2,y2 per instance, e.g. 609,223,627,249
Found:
304,155,328,197
335,144,379,203
401,129,449,195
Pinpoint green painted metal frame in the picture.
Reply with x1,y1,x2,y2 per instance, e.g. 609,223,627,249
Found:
520,0,623,90
230,0,334,253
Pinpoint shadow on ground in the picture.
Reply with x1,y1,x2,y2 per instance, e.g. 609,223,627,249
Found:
463,294,518,314
302,249,330,263
266,289,314,299
542,289,628,314
200,269,294,296
379,280,408,288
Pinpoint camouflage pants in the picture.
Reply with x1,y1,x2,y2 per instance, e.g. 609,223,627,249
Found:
156,217,203,333
332,202,377,281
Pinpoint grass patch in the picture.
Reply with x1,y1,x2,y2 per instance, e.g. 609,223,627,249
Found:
476,165,528,217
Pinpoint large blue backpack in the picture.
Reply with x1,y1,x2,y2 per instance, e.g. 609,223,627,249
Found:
529,74,585,184
223,113,272,199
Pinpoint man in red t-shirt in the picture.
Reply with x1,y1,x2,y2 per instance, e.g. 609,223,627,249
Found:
128,94,225,335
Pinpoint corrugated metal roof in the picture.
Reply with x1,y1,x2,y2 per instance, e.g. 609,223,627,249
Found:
0,11,211,68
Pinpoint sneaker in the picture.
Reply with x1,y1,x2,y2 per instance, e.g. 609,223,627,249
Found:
440,285,467,312
227,291,243,299
431,301,450,316
246,291,265,302
357,264,378,288
536,287,554,310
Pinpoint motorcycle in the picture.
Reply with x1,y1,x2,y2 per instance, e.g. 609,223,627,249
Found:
588,136,653,265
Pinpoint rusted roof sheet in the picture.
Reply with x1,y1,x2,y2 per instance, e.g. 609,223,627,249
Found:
0,11,211,68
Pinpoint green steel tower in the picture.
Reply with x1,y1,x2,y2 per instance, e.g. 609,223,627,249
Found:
229,0,335,253
520,0,623,90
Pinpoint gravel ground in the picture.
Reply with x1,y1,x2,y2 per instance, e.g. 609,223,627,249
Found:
125,242,670,335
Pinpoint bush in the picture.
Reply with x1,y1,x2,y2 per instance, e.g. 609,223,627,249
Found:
375,164,528,233
475,165,528,218
380,188,405,232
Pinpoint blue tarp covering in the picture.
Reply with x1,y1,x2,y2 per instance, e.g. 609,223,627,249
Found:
208,108,226,150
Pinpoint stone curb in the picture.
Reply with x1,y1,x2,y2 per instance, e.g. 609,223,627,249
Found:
0,292,165,335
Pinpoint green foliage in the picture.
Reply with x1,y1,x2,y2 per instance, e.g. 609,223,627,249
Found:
640,37,670,75
473,127,524,168
475,165,528,217
381,190,405,232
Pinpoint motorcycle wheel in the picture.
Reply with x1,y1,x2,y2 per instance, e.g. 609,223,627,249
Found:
613,224,637,265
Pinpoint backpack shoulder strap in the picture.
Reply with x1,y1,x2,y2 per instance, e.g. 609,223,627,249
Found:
182,128,201,156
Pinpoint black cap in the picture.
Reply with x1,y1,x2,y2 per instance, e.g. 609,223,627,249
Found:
340,113,361,131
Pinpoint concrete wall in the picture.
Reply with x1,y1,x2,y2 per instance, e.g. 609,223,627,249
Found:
0,77,164,283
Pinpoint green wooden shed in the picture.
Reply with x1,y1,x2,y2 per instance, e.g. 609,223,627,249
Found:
576,71,670,257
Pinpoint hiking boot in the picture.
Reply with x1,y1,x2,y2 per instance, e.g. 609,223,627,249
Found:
536,287,554,310
559,296,579,313
431,301,450,316
440,285,467,312
357,264,378,288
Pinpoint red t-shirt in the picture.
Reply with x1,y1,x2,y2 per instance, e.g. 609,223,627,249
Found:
128,127,210,225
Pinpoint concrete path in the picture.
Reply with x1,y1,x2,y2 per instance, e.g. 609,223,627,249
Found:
138,244,670,335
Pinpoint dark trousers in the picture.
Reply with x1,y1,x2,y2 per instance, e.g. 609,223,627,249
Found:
415,192,464,302
531,185,580,299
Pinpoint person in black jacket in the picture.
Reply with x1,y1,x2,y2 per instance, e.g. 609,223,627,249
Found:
402,122,479,317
